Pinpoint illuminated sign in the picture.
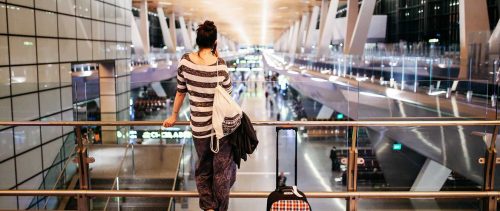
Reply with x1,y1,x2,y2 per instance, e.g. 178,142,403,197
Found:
393,142,402,151
116,130,192,139
336,113,344,120
428,38,439,43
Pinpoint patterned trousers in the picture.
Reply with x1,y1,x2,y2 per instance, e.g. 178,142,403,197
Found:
194,136,237,211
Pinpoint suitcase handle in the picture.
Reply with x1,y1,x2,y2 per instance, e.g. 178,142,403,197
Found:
275,127,298,189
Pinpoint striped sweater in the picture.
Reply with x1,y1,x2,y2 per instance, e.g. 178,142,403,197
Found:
177,53,233,139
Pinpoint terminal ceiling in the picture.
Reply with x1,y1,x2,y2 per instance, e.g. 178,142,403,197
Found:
132,0,349,45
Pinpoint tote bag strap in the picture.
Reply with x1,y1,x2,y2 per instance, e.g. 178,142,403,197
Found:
216,58,222,86
211,57,221,153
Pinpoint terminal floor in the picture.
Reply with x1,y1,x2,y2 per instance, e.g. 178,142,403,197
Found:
132,84,479,210
165,80,475,210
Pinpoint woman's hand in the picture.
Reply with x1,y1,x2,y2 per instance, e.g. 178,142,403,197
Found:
162,115,177,128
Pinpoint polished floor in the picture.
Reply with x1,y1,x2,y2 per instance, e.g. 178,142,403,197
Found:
171,74,479,210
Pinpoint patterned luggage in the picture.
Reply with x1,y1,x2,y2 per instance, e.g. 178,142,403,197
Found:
266,127,312,211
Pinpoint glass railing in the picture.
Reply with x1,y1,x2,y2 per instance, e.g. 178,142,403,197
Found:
26,132,77,210
0,120,499,211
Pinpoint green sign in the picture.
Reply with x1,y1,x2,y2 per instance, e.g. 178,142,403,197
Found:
393,143,402,151
336,113,344,120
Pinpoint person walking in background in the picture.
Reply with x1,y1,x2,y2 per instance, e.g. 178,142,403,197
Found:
163,21,236,211
330,146,340,171
278,171,287,187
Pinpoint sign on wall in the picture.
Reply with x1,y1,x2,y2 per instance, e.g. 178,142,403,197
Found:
117,130,193,139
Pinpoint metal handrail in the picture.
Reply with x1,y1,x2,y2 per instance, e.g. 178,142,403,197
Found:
1,190,499,199
1,120,500,127
2,120,499,210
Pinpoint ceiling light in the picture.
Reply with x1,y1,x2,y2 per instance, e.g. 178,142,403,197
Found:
278,6,288,10
159,2,172,6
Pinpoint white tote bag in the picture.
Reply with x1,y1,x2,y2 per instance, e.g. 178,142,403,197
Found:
211,59,242,153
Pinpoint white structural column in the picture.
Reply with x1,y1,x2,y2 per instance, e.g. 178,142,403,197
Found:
130,12,145,55
411,159,452,191
316,105,334,119
169,13,177,51
316,0,339,57
229,40,236,52
218,35,224,50
285,29,292,51
297,13,310,53
343,0,359,53
490,20,500,55
188,21,196,48
318,0,330,41
278,30,288,52
305,6,320,52
179,16,193,51
289,21,300,55
458,0,491,79
222,36,230,51
192,22,197,46
156,7,175,53
151,82,167,97
284,27,293,52
410,159,452,209
139,0,150,55
346,0,377,55
276,32,284,52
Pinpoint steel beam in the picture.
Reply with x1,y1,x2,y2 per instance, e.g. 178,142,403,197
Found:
179,16,193,51
317,0,339,57
346,0,377,56
139,0,150,55
169,13,177,51
156,7,175,53
297,13,310,53
344,0,359,54
289,20,300,55
305,6,320,52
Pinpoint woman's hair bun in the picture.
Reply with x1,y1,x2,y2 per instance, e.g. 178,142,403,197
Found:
196,20,217,49
199,20,216,32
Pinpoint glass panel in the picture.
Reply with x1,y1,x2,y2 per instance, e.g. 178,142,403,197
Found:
35,0,57,11
9,36,36,65
0,128,14,160
11,65,37,95
38,64,60,90
0,36,8,65
57,0,76,15
37,38,59,63
7,5,34,35
88,145,128,210
25,133,75,210
0,3,6,34
358,199,480,210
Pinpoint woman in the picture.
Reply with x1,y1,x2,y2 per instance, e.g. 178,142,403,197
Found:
162,21,236,211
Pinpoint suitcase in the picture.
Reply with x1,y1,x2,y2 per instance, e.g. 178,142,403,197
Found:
266,127,312,211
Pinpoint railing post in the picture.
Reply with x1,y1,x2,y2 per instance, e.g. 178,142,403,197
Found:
75,126,91,211
483,125,498,211
346,126,358,211
132,144,136,175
